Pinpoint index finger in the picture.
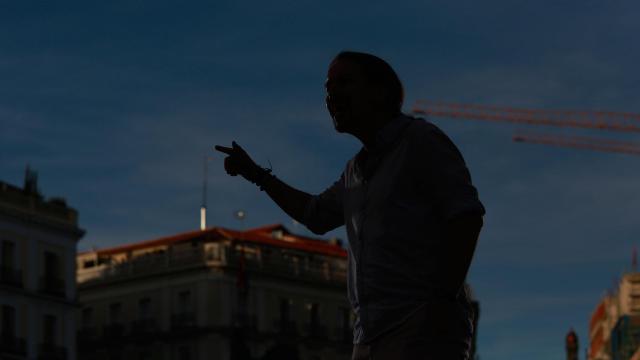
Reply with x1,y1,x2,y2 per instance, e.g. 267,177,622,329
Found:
214,145,234,155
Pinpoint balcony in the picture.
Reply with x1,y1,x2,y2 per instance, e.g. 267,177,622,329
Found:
227,249,347,286
77,326,97,344
232,313,258,332
77,247,220,285
333,327,352,343
303,323,328,339
131,318,159,335
37,343,67,360
77,243,347,288
39,276,66,298
102,323,126,339
0,266,23,288
0,335,26,357
171,312,196,329
272,319,297,335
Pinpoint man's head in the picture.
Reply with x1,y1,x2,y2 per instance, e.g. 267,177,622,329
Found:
325,51,404,135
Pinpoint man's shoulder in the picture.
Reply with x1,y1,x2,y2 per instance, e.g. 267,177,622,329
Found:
403,115,464,161
404,115,447,144
344,148,365,176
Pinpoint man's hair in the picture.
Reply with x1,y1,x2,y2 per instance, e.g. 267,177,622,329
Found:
332,51,404,114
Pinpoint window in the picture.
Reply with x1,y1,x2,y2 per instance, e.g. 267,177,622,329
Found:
1,241,15,269
42,314,57,345
109,303,122,324
308,303,319,327
139,298,151,320
279,298,291,323
108,348,123,360
44,251,60,279
138,350,152,360
340,307,351,330
81,307,93,328
205,244,219,260
178,291,191,314
1,305,16,338
178,346,191,360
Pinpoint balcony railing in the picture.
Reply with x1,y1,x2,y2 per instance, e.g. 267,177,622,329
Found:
0,335,26,356
77,326,97,344
77,243,347,287
232,312,258,332
103,323,126,339
78,247,220,284
39,276,66,297
0,266,23,288
171,312,196,329
37,343,67,360
303,323,328,339
333,327,352,343
273,319,297,335
131,318,159,335
227,250,347,285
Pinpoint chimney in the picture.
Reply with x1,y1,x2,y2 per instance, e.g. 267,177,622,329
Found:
24,165,39,196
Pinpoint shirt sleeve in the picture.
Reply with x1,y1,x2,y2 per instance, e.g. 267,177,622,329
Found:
302,174,346,235
416,124,485,221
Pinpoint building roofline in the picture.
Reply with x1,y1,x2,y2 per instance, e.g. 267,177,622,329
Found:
219,227,346,258
80,224,347,258
78,227,224,256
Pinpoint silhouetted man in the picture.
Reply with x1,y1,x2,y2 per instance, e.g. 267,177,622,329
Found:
216,51,485,360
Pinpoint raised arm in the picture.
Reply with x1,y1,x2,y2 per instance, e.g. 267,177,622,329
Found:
215,141,312,223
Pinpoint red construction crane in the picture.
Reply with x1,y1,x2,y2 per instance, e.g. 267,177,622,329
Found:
412,100,640,133
411,100,640,156
512,132,640,156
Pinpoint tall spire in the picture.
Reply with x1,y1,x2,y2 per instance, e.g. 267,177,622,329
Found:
566,328,578,360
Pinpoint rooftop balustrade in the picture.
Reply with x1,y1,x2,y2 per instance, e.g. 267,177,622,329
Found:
78,243,347,286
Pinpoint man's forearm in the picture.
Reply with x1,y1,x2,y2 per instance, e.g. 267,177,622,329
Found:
262,177,313,224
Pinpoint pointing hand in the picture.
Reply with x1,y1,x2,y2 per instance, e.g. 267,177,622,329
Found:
214,141,262,183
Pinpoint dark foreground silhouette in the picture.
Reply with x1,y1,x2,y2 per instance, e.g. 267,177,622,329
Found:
217,51,484,360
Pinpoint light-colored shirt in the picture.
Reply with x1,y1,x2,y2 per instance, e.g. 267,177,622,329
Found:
302,114,485,344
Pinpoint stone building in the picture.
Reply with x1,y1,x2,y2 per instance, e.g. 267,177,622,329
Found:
0,168,85,360
76,224,352,360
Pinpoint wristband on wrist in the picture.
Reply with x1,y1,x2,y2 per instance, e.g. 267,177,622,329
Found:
258,171,277,191
252,167,277,191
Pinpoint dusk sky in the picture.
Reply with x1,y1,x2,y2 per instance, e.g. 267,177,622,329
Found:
2,1,640,358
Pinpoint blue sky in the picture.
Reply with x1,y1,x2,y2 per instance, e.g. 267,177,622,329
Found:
2,1,639,358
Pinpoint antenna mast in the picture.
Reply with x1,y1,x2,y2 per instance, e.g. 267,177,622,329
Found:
200,155,208,230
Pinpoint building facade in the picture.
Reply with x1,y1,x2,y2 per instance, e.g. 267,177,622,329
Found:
617,274,640,317
76,224,352,360
589,272,640,360
611,315,640,360
0,169,85,360
590,294,618,360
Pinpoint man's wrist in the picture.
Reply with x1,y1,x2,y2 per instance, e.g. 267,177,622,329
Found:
242,163,265,183
258,172,277,192
243,164,277,191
